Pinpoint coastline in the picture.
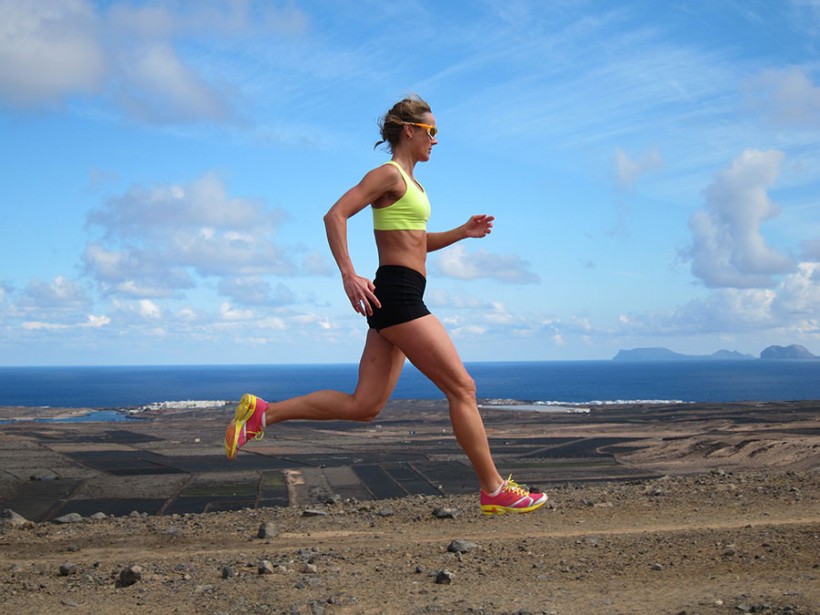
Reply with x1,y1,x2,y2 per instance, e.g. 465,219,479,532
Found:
1,399,818,614
2,399,819,520
4,360,820,409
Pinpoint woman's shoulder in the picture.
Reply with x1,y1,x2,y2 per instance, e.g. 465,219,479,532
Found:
346,161,403,206
361,161,403,188
373,160,403,176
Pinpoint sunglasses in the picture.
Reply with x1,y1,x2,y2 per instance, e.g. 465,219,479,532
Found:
404,122,438,139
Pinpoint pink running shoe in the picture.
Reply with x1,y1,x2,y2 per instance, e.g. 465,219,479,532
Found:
480,476,548,515
224,393,268,460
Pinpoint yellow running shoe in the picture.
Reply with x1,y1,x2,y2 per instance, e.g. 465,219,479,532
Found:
224,393,268,460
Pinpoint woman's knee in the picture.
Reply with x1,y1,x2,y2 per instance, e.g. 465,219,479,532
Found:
444,373,477,403
348,395,388,422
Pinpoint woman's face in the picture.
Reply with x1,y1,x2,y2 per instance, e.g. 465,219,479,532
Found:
408,112,438,162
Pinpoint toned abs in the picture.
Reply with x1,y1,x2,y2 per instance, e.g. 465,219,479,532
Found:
374,229,427,276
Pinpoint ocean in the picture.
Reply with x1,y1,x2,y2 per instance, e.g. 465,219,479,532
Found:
1,360,819,410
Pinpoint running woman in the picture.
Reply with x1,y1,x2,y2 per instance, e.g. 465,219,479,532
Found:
225,96,547,515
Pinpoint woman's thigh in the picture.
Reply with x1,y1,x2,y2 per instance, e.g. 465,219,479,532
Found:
378,315,474,398
353,328,407,408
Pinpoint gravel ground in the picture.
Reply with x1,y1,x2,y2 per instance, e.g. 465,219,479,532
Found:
2,469,818,615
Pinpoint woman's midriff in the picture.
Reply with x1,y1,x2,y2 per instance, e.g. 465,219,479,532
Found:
374,230,427,277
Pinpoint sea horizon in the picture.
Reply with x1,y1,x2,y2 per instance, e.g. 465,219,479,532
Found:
2,359,820,410
2,352,817,368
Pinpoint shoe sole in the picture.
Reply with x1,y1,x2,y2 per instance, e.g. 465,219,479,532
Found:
224,393,257,461
480,495,548,515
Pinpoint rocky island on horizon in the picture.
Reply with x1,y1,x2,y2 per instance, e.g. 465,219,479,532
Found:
613,344,819,361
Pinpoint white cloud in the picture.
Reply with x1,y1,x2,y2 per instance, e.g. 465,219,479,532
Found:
613,146,663,188
614,288,776,339
773,262,820,317
744,66,820,129
301,251,334,276
802,237,820,260
138,299,161,319
219,302,254,321
0,0,106,106
257,316,287,330
618,262,820,338
685,149,794,288
114,41,230,124
177,307,198,321
15,276,93,322
449,324,489,337
23,313,110,331
434,244,540,284
218,276,272,306
0,0,309,122
86,314,111,327
87,173,274,233
106,1,309,39
426,288,487,310
673,289,777,333
84,174,297,299
484,301,515,325
83,243,194,298
217,277,296,306
108,298,164,324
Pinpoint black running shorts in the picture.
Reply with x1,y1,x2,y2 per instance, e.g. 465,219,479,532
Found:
366,265,431,331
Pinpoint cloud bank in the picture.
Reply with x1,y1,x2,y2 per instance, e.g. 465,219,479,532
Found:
434,244,541,284
83,173,312,302
0,0,309,123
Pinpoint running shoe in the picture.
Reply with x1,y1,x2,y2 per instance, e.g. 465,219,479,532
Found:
480,476,548,515
224,393,268,460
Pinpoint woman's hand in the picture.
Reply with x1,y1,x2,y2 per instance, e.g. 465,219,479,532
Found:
426,214,496,253
463,214,495,239
343,273,380,316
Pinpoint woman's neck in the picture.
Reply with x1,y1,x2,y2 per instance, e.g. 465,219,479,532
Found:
391,149,418,176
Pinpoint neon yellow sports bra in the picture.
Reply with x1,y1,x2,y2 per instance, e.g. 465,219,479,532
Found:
372,161,431,231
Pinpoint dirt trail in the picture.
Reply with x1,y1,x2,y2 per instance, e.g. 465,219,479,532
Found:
2,470,818,615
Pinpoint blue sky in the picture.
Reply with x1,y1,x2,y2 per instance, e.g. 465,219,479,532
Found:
1,0,819,366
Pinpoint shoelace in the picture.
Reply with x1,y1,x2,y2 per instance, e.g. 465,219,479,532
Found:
243,424,264,441
503,475,528,497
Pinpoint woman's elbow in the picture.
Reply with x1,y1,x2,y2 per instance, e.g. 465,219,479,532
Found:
323,209,338,227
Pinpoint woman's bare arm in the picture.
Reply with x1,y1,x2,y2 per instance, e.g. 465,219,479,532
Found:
323,167,399,315
427,214,494,252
